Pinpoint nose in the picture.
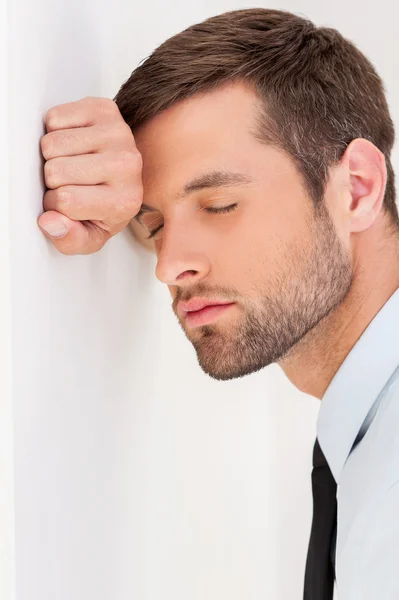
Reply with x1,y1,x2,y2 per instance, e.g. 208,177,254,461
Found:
154,229,211,287
155,253,210,287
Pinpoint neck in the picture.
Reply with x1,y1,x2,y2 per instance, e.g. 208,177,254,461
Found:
278,228,399,400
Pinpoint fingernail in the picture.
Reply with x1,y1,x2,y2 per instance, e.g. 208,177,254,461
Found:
41,221,68,238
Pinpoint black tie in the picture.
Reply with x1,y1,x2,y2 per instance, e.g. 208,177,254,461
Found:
303,437,337,600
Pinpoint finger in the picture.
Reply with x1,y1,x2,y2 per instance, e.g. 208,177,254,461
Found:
44,96,117,132
37,210,111,255
43,181,142,222
40,122,135,160
43,149,140,188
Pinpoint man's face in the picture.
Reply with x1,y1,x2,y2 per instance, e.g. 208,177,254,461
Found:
133,81,354,381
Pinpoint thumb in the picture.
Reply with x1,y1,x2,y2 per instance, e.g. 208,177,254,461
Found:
38,211,69,239
37,210,108,255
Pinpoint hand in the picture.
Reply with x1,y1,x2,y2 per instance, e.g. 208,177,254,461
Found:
38,96,143,255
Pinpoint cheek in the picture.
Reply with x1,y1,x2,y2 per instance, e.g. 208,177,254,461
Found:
235,193,310,272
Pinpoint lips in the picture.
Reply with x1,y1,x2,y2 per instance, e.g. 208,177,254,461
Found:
184,303,235,327
177,298,233,317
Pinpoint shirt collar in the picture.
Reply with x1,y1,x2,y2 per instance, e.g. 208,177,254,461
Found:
316,286,399,484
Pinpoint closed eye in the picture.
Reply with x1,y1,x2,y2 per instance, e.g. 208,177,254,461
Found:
145,203,238,239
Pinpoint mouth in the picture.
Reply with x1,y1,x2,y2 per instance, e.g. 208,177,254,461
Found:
184,303,236,328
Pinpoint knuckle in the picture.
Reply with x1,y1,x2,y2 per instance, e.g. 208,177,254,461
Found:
122,185,143,215
112,193,131,216
91,96,117,117
120,193,137,214
44,159,60,188
101,97,118,114
121,149,142,171
44,108,59,131
120,149,134,166
103,97,117,110
55,187,73,211
110,184,140,218
40,133,54,159
117,122,136,145
43,187,72,213
133,149,143,169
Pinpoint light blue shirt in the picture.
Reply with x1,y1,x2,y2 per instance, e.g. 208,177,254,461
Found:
317,286,399,600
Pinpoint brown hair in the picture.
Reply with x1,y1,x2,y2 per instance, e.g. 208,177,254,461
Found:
114,8,398,234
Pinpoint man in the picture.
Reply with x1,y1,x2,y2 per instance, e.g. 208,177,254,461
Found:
37,8,399,599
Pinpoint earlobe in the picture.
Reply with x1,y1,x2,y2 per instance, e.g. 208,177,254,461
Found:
346,138,386,233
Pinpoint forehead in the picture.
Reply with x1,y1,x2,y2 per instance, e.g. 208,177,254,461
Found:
133,82,267,192
134,80,262,150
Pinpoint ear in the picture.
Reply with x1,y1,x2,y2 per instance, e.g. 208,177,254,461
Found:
341,138,387,233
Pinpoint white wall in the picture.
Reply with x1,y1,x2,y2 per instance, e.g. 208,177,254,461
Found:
3,1,398,599
1,1,16,600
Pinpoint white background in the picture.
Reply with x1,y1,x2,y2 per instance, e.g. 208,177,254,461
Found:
2,1,398,599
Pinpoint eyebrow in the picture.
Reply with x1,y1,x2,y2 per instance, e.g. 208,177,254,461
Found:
134,170,253,224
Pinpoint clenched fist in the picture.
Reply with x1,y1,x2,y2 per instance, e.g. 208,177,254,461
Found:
38,96,143,255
